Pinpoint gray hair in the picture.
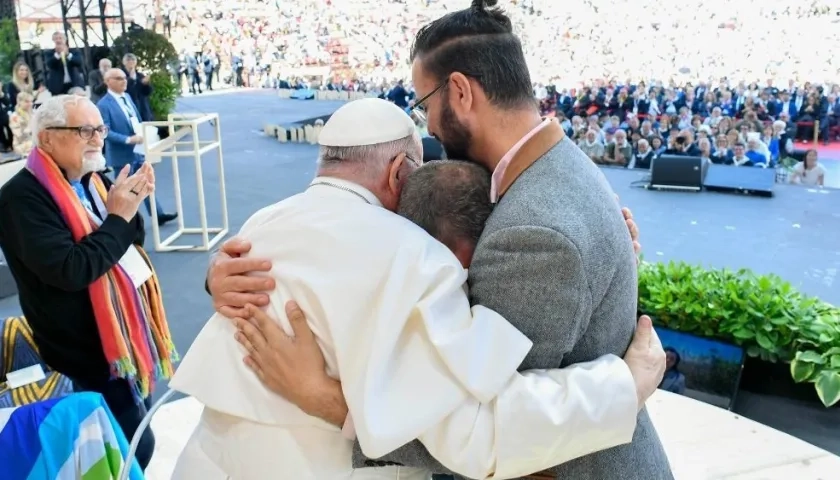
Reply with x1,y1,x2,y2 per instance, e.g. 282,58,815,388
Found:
123,53,138,62
317,133,421,178
397,160,492,248
30,95,89,147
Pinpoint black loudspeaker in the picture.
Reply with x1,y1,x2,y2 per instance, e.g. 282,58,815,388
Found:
649,155,706,191
703,164,776,198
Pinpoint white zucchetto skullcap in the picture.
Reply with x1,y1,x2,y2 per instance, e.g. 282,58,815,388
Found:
318,98,415,147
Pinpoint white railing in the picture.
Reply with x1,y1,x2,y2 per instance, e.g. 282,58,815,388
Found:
141,113,229,252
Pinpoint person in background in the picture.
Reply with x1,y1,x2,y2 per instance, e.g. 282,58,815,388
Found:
659,347,686,395
697,137,712,162
711,134,730,164
45,32,85,95
122,54,154,122
725,141,754,167
0,83,11,153
745,135,769,167
772,120,794,160
650,136,666,158
605,129,632,166
9,92,35,157
88,58,112,104
665,129,700,156
0,95,178,472
629,138,654,169
5,61,42,111
98,68,178,225
203,52,216,91
790,149,825,186
387,79,410,109
577,128,605,163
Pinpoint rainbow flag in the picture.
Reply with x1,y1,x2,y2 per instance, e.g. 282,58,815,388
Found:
0,392,143,480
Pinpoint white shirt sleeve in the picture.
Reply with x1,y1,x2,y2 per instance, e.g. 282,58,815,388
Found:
340,242,638,479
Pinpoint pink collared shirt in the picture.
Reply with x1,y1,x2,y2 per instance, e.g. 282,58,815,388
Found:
489,118,553,203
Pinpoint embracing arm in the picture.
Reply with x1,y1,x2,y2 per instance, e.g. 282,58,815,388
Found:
354,227,639,479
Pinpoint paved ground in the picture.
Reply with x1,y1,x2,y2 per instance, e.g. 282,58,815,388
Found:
1,90,838,452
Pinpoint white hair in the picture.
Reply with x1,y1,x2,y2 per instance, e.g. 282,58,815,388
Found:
30,95,90,147
316,132,422,178
68,86,88,97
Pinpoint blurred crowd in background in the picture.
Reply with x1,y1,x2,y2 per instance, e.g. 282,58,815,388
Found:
142,0,838,91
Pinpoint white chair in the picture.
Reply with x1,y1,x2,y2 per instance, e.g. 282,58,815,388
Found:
118,388,178,480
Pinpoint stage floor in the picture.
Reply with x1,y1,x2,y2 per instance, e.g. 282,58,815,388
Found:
601,167,839,306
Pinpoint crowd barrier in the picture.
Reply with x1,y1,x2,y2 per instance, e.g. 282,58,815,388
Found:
277,89,372,101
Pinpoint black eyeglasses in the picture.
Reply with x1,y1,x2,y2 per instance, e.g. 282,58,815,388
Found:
410,80,448,125
46,125,110,140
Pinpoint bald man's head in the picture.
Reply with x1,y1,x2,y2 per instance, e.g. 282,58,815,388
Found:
104,68,127,93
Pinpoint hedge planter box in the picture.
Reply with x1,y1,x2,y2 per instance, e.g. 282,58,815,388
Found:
638,260,840,408
739,356,836,407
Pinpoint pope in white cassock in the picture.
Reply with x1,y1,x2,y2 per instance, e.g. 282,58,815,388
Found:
170,98,660,480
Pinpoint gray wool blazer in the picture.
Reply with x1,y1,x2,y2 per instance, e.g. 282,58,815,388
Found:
353,136,673,479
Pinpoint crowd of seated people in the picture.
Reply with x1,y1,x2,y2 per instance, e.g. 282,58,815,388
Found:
531,79,837,185
544,79,840,149
559,106,827,186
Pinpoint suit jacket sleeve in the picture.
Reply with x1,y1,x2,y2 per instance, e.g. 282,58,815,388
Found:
347,232,638,479
90,72,107,96
46,52,62,69
0,182,138,292
137,73,153,96
99,101,130,145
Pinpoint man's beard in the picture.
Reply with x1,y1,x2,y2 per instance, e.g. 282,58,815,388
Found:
81,152,107,176
438,100,474,163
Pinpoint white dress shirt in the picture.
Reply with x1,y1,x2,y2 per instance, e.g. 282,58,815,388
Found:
170,177,638,479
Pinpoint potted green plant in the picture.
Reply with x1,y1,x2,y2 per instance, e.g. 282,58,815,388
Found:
638,260,840,407
110,29,179,138
0,18,21,82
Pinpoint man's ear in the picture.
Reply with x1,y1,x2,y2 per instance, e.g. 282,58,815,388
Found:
387,153,406,193
449,72,474,113
37,132,50,150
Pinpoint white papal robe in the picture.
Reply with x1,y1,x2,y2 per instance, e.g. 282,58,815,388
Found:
169,177,639,480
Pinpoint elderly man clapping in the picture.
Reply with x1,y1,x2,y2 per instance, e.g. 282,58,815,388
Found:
0,95,178,471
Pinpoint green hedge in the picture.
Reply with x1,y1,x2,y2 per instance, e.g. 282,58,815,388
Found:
638,261,840,407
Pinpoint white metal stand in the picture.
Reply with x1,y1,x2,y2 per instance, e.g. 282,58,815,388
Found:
141,113,229,252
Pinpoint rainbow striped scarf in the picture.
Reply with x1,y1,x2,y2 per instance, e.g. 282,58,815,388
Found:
26,148,178,403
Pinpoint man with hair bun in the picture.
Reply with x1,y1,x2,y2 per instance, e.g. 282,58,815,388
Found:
201,0,673,478
371,0,674,478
